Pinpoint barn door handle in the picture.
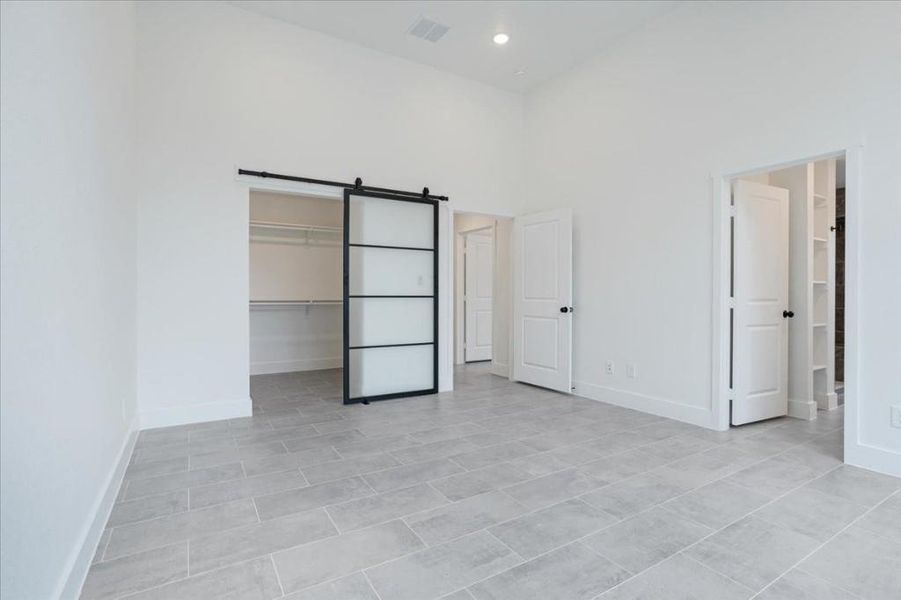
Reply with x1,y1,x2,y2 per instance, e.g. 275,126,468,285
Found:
783,310,794,318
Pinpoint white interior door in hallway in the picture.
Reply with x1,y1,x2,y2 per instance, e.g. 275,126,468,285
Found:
464,231,493,362
512,208,573,394
732,180,790,425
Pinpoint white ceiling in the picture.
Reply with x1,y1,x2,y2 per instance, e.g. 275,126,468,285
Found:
228,1,680,93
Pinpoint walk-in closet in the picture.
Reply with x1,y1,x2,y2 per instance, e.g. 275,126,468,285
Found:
248,182,440,406
249,191,343,378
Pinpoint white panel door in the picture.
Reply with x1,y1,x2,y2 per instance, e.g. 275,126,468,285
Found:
732,180,790,425
512,208,572,393
464,232,493,362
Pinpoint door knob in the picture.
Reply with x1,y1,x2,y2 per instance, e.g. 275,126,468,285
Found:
783,310,795,318
560,307,569,313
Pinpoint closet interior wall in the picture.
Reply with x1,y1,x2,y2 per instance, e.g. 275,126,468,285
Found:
249,191,342,375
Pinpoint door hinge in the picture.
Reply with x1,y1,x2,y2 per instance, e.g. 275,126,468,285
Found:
728,297,735,309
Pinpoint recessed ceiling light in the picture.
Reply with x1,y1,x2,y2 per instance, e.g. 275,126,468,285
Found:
493,33,509,46
514,69,526,76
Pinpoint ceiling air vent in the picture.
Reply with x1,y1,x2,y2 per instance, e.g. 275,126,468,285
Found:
407,16,450,43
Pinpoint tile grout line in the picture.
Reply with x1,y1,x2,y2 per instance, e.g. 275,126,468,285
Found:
679,552,758,595
748,489,871,537
321,505,343,536
451,432,847,599
93,375,852,599
747,488,900,599
577,536,638,578
854,487,901,546
97,529,111,564
441,430,848,598
650,462,858,595
791,566,865,600
113,554,271,600
109,421,843,586
483,528,527,562
601,461,851,587
269,554,285,597
361,570,386,600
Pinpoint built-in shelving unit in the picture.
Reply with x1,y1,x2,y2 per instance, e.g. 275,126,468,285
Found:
770,158,837,420
811,159,837,411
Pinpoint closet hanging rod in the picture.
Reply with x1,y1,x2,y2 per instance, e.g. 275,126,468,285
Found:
238,169,449,202
250,300,343,306
250,221,342,233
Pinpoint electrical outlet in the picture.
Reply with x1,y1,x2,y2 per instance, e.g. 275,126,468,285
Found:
891,405,901,429
605,361,615,376
626,363,637,379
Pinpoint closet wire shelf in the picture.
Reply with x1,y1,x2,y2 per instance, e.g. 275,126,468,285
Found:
249,221,342,233
250,300,342,309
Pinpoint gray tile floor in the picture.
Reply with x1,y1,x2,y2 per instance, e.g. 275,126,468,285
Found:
82,364,901,600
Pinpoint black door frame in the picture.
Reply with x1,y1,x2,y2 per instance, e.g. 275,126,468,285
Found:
343,189,439,405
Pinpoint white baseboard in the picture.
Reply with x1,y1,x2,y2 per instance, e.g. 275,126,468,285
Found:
491,361,510,378
58,417,138,599
573,380,716,429
788,398,818,420
816,391,839,411
845,439,901,478
250,357,341,376
139,397,252,430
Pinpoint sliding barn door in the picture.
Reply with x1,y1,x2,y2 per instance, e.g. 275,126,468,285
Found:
343,189,438,404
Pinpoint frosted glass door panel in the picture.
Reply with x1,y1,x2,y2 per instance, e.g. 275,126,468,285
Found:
348,195,434,249
344,189,437,403
348,246,433,296
348,298,433,347
348,345,434,398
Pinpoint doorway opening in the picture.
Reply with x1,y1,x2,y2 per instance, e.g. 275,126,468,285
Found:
453,211,514,378
248,189,345,408
722,153,848,436
459,226,493,363
247,182,440,409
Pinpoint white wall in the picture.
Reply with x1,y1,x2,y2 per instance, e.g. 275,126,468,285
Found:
0,2,138,598
250,306,342,375
135,1,524,426
524,1,901,473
